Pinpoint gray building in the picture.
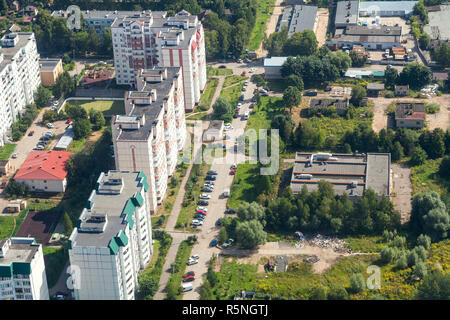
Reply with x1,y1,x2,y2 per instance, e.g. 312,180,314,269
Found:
335,0,360,28
359,1,418,17
395,103,425,128
424,4,450,45
51,10,167,36
308,98,349,116
327,25,402,50
290,152,391,200
263,56,288,79
277,5,318,37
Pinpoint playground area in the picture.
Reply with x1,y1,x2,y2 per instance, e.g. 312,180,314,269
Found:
79,65,114,88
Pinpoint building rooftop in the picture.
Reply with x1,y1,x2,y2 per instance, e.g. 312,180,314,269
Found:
0,238,39,267
51,9,167,20
359,1,418,16
70,171,147,249
264,56,288,67
335,0,360,26
54,125,73,150
367,83,385,90
290,152,390,197
395,102,426,120
114,67,181,141
344,25,402,36
208,120,224,130
15,151,71,181
309,98,349,110
424,4,450,41
0,32,35,73
39,58,61,72
287,5,318,36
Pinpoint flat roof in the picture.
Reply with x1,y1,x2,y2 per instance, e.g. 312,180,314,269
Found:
424,4,450,41
395,102,426,120
71,171,144,248
0,33,34,73
335,0,360,26
290,152,390,197
359,1,418,15
367,83,385,90
0,238,39,265
288,5,318,36
39,58,61,72
264,56,288,67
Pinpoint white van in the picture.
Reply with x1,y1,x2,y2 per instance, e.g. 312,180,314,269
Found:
182,283,193,292
243,111,249,120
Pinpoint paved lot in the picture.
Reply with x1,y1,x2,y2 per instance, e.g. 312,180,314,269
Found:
390,163,412,224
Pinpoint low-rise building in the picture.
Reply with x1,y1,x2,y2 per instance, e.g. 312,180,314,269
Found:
39,58,63,87
68,170,153,300
394,85,409,96
0,237,49,300
14,151,72,193
395,102,426,128
277,5,318,36
308,98,349,116
203,120,224,142
335,0,360,29
263,56,288,79
327,25,402,50
358,1,418,17
367,83,385,97
432,71,449,81
290,152,391,200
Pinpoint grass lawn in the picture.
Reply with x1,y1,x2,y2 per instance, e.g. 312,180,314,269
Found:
186,112,208,120
207,67,233,77
0,144,17,160
247,96,283,133
65,100,125,117
411,158,449,196
0,209,30,239
67,138,86,153
219,83,245,106
43,246,68,289
198,78,219,111
228,163,263,208
175,162,211,231
223,75,246,88
344,236,388,253
247,0,275,51
165,240,194,300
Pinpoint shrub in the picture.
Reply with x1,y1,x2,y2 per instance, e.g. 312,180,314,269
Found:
349,273,366,293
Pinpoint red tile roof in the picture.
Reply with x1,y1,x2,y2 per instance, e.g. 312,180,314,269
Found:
405,112,425,119
15,151,72,181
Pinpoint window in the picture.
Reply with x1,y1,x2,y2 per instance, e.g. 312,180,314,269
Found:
43,180,47,183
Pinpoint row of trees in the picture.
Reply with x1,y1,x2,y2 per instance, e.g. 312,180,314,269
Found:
64,103,105,139
33,10,112,57
263,28,319,58
431,43,450,68
385,63,432,90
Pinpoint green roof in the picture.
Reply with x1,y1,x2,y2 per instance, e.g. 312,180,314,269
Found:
123,199,136,216
131,192,144,207
108,238,120,255
108,230,129,255
372,71,385,77
138,171,149,192
0,262,31,277
126,212,134,230
0,265,12,278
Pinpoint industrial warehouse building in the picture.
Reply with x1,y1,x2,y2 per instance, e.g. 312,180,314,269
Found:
263,56,288,79
358,1,418,17
277,5,318,37
290,152,391,200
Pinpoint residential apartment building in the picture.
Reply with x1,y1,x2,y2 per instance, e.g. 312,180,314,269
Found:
68,170,153,300
0,237,49,300
0,32,41,146
111,10,207,111
112,67,187,213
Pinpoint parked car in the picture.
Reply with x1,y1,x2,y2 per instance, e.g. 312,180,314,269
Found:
196,210,207,215
182,276,195,282
216,218,222,226
218,65,227,69
230,163,237,170
241,71,246,76
34,145,45,150
199,194,211,199
194,215,206,221
207,170,218,175
239,94,244,101
46,123,54,128
202,187,213,192
304,90,318,96
28,131,34,136
205,175,216,181
229,169,236,175
261,92,269,96
198,200,209,206
182,283,193,291
225,209,237,214
204,181,215,186
191,219,203,226
196,206,208,212
222,238,234,248
187,259,198,266
210,238,218,247
183,271,195,278
191,254,200,260
11,152,18,159
66,118,72,124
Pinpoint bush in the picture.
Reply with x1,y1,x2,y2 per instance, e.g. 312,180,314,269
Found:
381,246,397,264
349,273,366,293
417,234,431,250
310,286,327,300
397,252,408,269
327,285,348,300
5,179,29,198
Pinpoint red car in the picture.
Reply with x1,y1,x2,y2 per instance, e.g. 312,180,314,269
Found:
241,71,246,76
196,210,207,215
66,118,72,124
183,271,195,278
183,276,195,282
230,169,236,175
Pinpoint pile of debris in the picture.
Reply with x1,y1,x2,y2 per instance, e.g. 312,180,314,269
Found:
294,231,348,253
303,255,320,264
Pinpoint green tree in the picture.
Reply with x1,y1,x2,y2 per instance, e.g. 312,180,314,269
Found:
283,86,301,114
391,141,404,161
0,0,8,15
413,1,429,24
398,63,432,90
213,97,232,120
283,29,318,56
294,120,325,150
73,118,92,139
413,262,428,279
139,276,158,299
397,253,408,269
417,270,450,299
417,234,431,250
218,227,228,245
381,246,396,264
439,156,450,179
199,280,214,299
42,110,58,124
235,220,266,249
263,27,289,57
310,286,327,300
419,33,431,50
349,273,366,293
63,212,73,235
410,146,427,166
34,85,52,109
327,285,348,300
286,74,304,92
89,109,106,131
237,201,266,223
350,85,367,107
349,51,368,67
65,104,88,120
385,65,399,89
271,114,293,142
431,43,450,68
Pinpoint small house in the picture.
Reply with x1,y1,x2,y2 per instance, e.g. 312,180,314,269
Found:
308,98,349,116
367,83,385,97
203,120,224,142
395,102,425,128
394,85,409,96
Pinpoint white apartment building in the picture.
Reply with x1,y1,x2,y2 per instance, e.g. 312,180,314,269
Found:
68,170,153,300
111,10,207,111
0,237,49,300
112,67,186,213
0,32,41,146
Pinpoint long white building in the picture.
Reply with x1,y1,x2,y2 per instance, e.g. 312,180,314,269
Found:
68,170,153,300
111,10,207,112
0,237,49,300
112,67,186,213
0,32,41,146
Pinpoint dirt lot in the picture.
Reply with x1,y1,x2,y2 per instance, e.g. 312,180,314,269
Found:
370,94,450,133
315,9,329,47
390,163,412,223
256,0,284,58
